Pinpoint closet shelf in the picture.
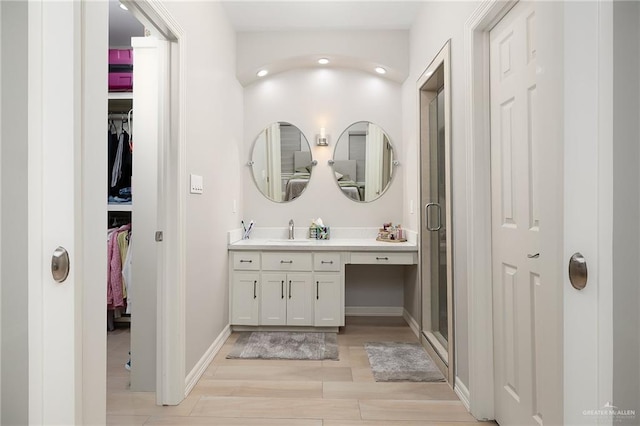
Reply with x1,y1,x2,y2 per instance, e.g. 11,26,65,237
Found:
108,204,132,212
108,92,133,100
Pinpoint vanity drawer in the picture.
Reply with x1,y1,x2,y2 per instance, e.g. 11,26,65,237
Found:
232,252,261,270
349,252,416,265
314,253,341,271
262,252,313,271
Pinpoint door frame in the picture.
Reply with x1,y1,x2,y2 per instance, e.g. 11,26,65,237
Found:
417,40,454,385
463,1,518,419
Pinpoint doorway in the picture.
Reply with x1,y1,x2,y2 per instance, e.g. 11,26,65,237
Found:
418,41,454,384
108,0,187,407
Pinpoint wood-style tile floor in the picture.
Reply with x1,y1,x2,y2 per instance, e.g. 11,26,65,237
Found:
107,317,490,425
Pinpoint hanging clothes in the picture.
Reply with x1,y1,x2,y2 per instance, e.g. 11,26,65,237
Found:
123,234,133,314
107,223,131,309
108,116,133,199
108,122,119,197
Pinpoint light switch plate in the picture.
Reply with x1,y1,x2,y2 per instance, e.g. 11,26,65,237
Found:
190,174,203,194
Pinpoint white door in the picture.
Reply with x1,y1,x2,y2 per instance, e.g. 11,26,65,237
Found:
232,273,260,325
286,273,314,326
26,1,107,424
490,2,561,425
314,274,341,326
261,273,287,325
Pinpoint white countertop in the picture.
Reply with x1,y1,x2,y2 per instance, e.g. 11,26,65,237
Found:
228,238,418,252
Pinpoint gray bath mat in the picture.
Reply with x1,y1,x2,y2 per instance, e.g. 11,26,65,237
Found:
226,331,339,360
364,342,445,382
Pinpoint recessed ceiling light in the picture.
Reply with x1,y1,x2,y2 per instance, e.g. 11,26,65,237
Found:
318,58,330,65
375,67,387,75
257,69,268,77
119,2,128,10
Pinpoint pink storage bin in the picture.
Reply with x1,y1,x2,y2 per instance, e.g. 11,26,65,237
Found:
109,73,133,91
109,49,133,65
108,49,133,91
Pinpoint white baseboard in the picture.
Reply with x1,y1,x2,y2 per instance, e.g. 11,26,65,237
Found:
184,324,231,396
455,376,471,411
402,308,420,338
345,306,404,316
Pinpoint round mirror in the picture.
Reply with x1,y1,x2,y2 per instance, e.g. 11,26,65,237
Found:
331,122,395,202
250,122,313,202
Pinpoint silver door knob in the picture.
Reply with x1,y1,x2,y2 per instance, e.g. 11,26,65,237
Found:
51,246,70,283
568,252,587,290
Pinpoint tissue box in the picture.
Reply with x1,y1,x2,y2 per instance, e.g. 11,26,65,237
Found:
309,226,330,240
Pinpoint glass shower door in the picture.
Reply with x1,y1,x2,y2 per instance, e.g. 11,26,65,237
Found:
427,90,448,349
419,43,453,381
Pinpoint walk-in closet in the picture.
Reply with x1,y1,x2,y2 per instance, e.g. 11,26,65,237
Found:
107,0,143,396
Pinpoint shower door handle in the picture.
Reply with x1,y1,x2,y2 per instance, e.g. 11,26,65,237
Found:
425,203,442,231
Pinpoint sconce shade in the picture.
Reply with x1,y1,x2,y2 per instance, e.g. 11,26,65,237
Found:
317,128,329,146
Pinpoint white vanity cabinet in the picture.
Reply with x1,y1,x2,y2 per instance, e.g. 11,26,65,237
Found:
230,252,261,325
229,241,418,329
260,273,314,326
229,250,344,328
313,252,342,326
260,252,314,326
231,272,260,325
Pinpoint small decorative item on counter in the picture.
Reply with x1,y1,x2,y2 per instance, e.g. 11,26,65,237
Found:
376,222,407,243
309,218,330,240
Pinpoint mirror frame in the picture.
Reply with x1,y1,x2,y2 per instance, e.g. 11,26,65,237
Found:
249,121,314,203
330,121,397,203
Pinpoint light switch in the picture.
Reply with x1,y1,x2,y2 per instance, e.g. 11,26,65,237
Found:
190,174,203,194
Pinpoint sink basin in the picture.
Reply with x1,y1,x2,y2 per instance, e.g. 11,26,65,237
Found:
265,239,313,245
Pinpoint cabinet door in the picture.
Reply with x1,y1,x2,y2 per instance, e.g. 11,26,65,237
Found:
231,272,259,325
286,273,314,326
314,274,342,327
260,273,287,325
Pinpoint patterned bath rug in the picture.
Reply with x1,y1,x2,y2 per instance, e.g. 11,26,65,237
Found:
364,341,445,382
226,331,339,360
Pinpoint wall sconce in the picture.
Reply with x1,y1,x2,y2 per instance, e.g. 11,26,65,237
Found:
317,128,329,146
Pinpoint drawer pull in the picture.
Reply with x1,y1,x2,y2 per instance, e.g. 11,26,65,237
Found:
316,281,319,300
321,260,334,264
280,260,293,264
253,280,257,299
239,259,253,263
288,280,292,299
376,256,390,261
281,280,284,299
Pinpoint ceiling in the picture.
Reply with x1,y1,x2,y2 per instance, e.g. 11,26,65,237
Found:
109,0,144,47
109,1,423,46
220,1,424,31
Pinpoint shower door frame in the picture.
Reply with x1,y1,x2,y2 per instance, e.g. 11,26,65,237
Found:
418,40,454,385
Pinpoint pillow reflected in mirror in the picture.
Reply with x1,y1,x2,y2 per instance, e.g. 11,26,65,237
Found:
331,122,395,202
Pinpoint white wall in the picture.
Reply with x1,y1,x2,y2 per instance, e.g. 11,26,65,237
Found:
402,1,477,387
613,1,640,419
243,67,404,228
161,1,244,376
0,1,29,423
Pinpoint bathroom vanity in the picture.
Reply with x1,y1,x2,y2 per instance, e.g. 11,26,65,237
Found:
228,238,418,329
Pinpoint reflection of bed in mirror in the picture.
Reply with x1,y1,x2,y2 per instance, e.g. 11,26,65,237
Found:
332,160,362,201
284,151,313,200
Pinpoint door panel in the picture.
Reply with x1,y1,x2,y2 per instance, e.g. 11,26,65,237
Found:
490,2,544,425
419,42,453,382
286,273,313,326
260,273,287,325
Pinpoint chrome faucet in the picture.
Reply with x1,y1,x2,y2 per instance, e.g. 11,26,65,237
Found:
288,219,295,240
